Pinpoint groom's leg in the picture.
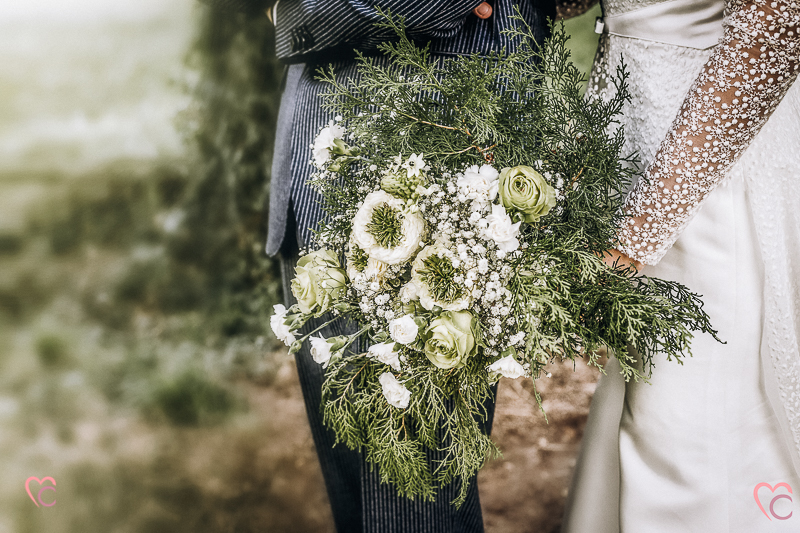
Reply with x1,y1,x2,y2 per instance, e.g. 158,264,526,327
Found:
361,386,498,533
279,231,363,533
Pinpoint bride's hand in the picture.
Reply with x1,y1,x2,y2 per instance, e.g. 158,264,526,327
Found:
600,248,643,273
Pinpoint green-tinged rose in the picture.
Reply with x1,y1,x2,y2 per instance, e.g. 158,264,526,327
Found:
291,249,347,314
424,310,478,370
498,165,556,223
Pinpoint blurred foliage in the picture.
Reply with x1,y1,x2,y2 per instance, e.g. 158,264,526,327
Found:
3,4,286,335
0,4,305,530
148,371,238,426
176,4,285,336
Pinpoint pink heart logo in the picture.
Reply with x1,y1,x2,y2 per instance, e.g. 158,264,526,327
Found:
25,476,56,508
754,482,793,521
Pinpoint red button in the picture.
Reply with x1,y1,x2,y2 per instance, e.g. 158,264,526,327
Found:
473,2,492,19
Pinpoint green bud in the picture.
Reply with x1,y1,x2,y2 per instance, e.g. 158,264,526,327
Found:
333,302,352,313
500,346,518,358
330,138,354,156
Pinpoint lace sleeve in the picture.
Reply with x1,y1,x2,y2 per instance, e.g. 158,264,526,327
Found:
617,0,800,265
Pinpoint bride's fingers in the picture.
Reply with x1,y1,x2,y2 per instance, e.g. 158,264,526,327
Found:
600,248,643,273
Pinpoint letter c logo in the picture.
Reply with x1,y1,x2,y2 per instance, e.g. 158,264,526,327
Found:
770,494,793,521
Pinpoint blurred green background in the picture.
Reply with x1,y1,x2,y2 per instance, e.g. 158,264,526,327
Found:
0,3,599,532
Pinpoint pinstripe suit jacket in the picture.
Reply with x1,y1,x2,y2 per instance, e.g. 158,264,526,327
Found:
204,0,555,255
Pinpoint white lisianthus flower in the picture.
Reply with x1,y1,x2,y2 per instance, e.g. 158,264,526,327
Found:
410,245,472,311
352,190,425,265
309,335,334,367
389,314,419,345
457,164,499,209
364,258,390,282
379,372,411,409
312,121,346,168
368,341,402,371
270,304,296,346
483,204,521,252
487,355,526,379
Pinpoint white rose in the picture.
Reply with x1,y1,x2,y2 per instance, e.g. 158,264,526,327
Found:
399,280,421,303
309,335,333,367
484,204,521,252
270,304,296,346
312,122,346,168
457,164,499,208
379,372,411,409
487,355,526,379
368,342,402,372
389,314,419,345
351,190,425,265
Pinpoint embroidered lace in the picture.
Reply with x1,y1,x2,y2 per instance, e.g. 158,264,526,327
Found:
613,0,800,265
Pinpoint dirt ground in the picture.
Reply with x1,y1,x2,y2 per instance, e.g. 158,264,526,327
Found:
2,346,601,533
245,355,602,533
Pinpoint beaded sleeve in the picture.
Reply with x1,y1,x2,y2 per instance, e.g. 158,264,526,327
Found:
617,0,800,265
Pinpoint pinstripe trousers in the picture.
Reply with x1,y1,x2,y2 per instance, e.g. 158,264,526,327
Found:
279,212,497,533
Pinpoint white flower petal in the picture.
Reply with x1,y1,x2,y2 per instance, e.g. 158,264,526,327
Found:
379,372,411,409
487,355,526,379
270,304,296,346
368,342,402,372
309,335,333,367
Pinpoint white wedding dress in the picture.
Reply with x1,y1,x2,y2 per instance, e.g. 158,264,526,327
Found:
562,0,800,531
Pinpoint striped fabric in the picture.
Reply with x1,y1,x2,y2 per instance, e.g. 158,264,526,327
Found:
275,0,553,63
204,1,552,530
281,0,554,254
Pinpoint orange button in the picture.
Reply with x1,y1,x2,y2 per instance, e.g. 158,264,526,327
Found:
473,2,492,19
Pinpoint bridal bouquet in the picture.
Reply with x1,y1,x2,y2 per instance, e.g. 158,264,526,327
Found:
270,13,717,504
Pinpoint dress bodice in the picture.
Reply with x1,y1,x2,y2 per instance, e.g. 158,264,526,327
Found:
600,0,724,49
